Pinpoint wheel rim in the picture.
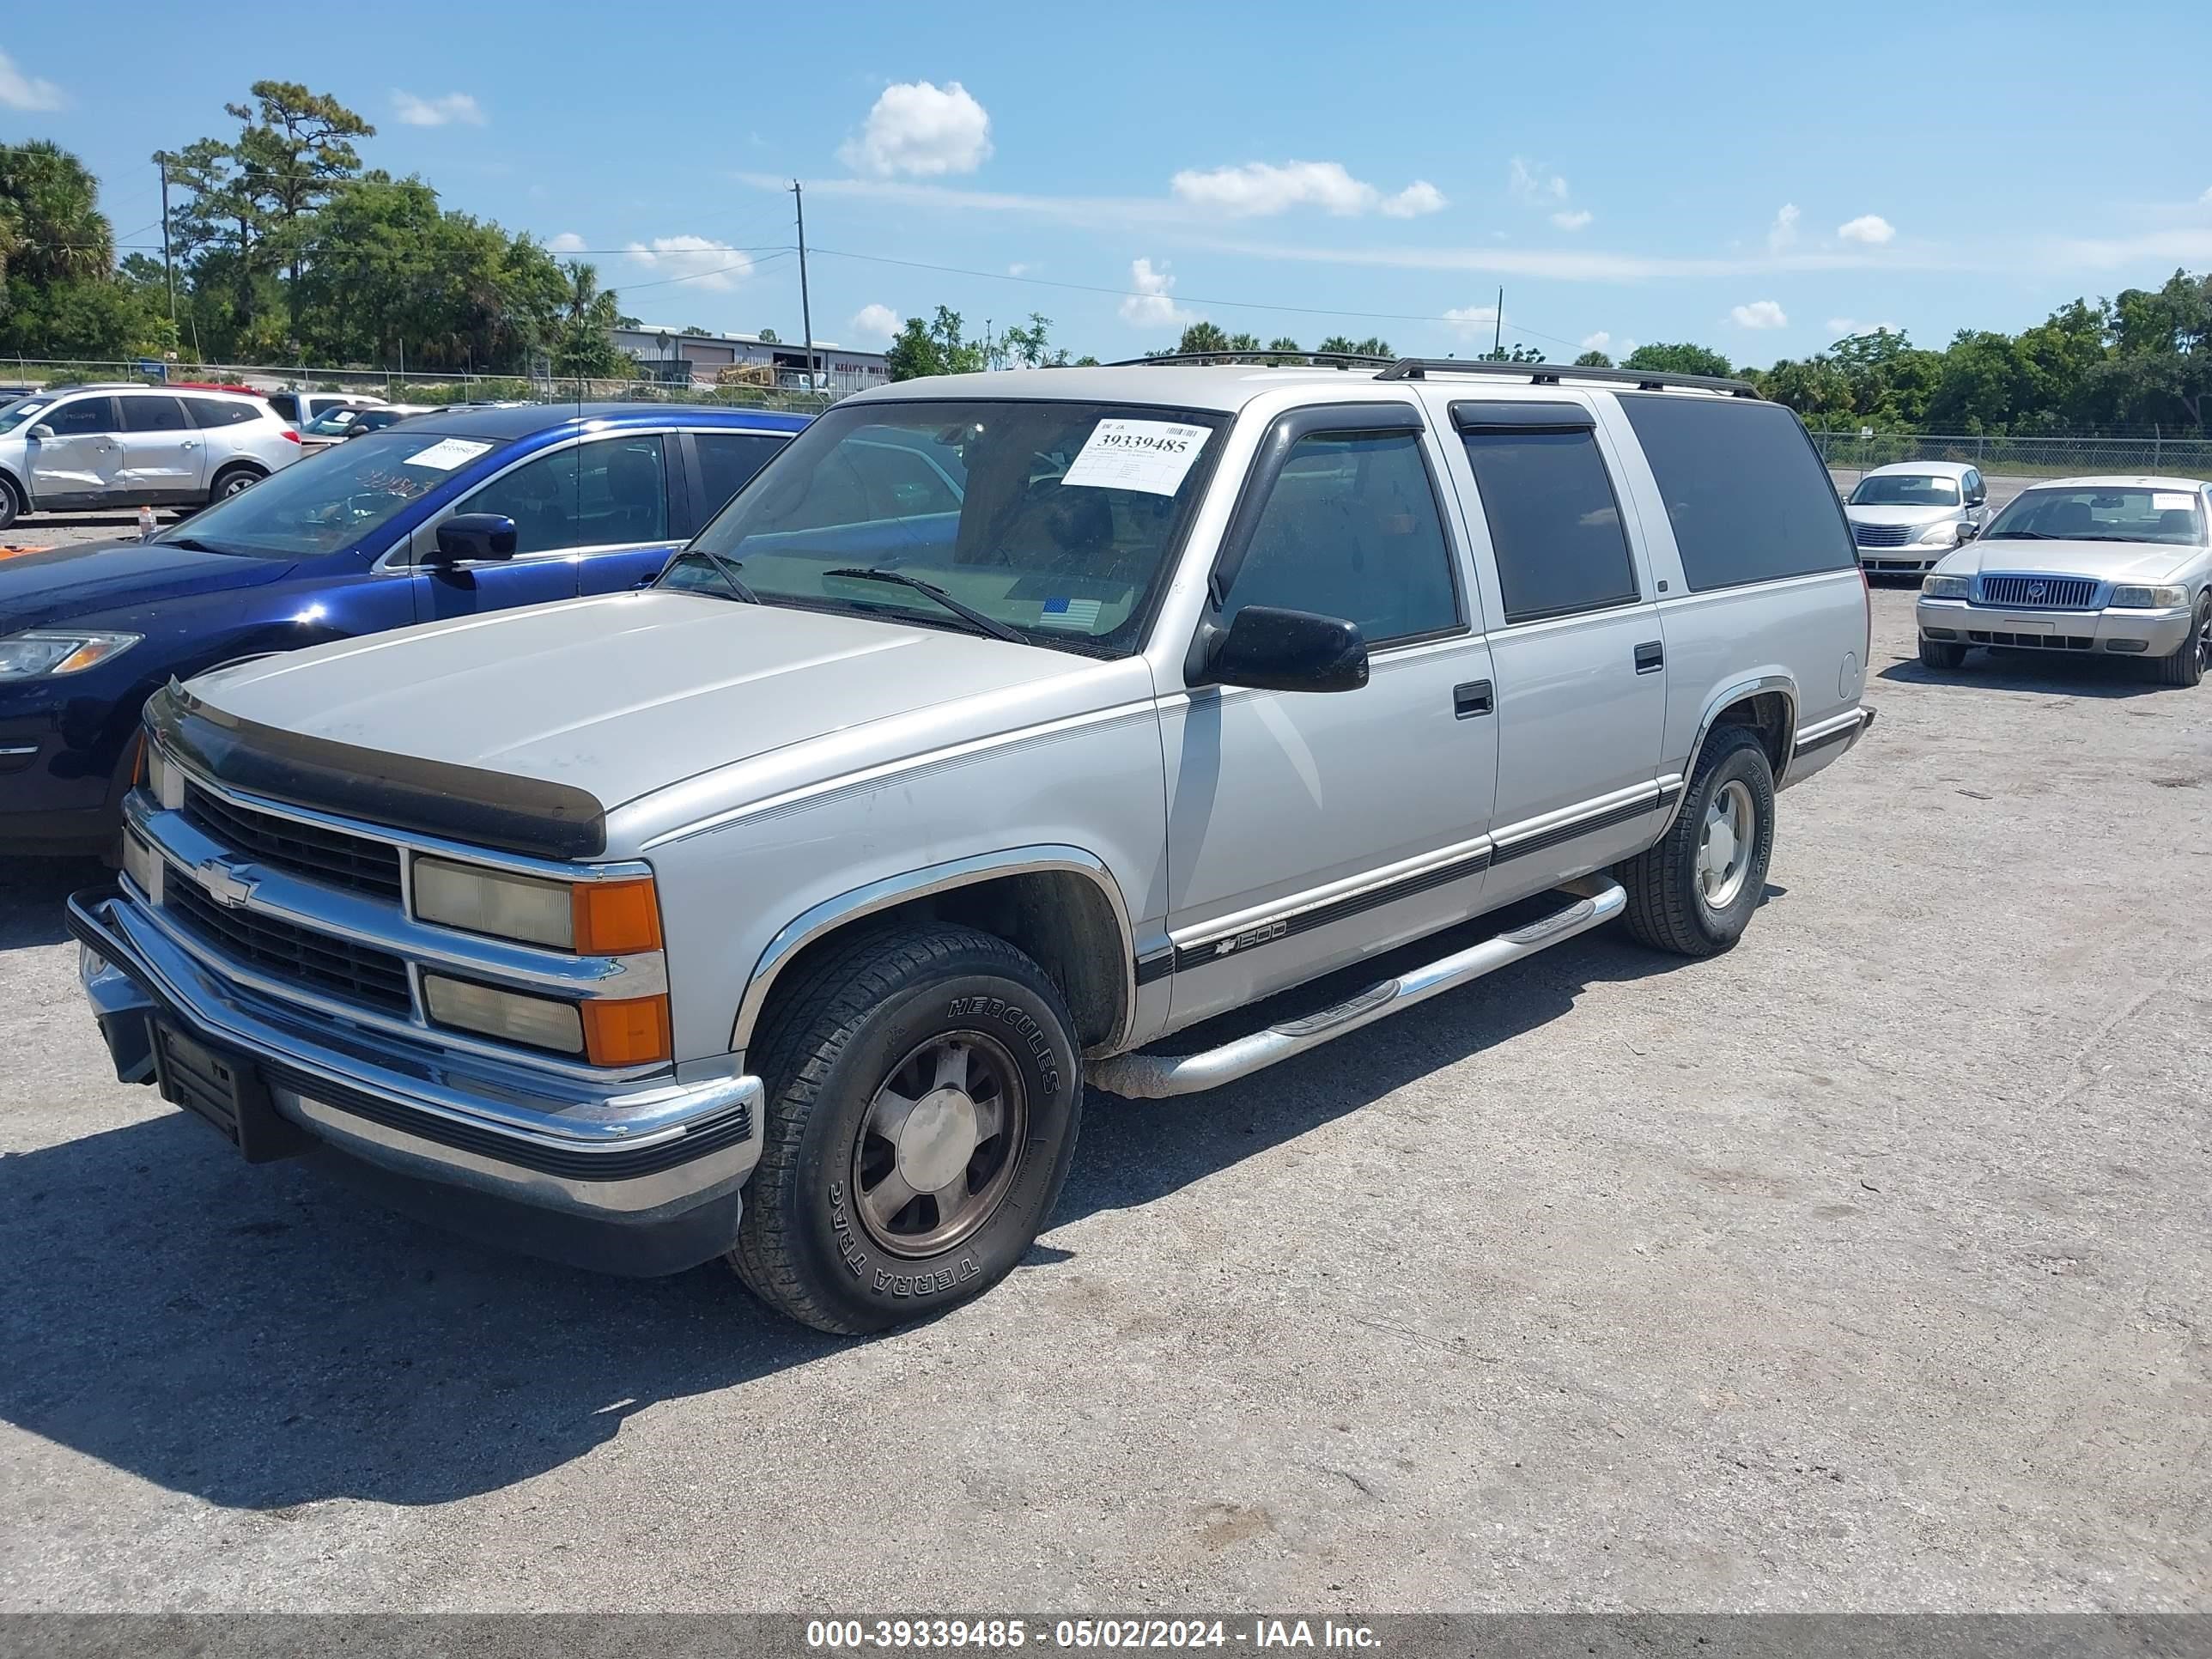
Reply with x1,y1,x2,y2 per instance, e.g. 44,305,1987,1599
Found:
850,1030,1028,1260
2197,602,2211,670
1698,779,1756,911
222,473,253,496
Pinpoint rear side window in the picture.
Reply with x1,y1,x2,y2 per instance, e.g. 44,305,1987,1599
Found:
265,392,300,424
184,398,260,428
1620,395,1852,591
1457,414,1638,624
691,431,791,520
1222,429,1461,647
121,395,190,433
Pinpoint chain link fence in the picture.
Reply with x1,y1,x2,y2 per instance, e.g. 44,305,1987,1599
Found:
1810,429,2212,478
2,356,836,416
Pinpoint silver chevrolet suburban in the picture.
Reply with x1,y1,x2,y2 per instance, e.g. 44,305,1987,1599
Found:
70,357,1876,1333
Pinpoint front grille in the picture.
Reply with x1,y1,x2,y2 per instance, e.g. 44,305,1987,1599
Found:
1979,574,2098,609
1853,521,1917,548
1966,630,2094,651
181,783,404,901
162,872,413,1015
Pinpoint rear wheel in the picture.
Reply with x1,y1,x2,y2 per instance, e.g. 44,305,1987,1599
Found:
2152,592,2210,689
210,465,264,501
729,922,1083,1334
1919,637,1969,671
1616,725,1777,958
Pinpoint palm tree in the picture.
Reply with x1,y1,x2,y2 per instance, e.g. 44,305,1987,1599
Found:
562,259,619,331
0,139,113,301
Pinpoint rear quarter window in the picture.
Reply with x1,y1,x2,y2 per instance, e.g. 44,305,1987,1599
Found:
1619,395,1853,592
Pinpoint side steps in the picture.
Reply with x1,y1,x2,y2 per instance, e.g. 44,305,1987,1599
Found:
1088,876,1626,1099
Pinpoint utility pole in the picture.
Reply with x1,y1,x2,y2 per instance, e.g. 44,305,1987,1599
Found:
156,157,177,335
1492,286,1504,360
791,179,817,396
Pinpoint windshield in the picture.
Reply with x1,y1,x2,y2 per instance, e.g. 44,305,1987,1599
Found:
663,399,1229,653
153,427,510,556
0,398,51,436
302,408,362,437
1983,486,2206,545
1850,473,1960,507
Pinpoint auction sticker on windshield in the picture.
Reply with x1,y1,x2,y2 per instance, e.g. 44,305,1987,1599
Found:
1060,419,1212,496
403,438,496,471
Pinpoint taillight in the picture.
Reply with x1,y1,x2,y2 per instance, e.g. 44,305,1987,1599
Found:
1859,565,1873,664
281,428,301,444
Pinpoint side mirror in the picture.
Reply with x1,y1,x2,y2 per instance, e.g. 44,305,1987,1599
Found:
431,513,519,566
28,424,55,442
1958,520,1980,541
1192,605,1369,694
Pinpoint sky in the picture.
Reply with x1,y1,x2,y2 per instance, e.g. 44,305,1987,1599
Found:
6,2,2212,368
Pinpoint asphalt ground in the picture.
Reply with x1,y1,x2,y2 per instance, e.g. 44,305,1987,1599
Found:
3,573,2209,1612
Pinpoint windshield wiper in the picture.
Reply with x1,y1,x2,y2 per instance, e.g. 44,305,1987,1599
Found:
158,535,240,555
823,568,1025,644
1984,530,2051,539
665,545,757,603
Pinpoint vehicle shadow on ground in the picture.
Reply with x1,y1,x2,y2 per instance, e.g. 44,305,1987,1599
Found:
1877,653,2166,699
0,909,1710,1511
0,858,105,951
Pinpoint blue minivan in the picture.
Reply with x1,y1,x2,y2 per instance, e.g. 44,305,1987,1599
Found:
0,403,809,855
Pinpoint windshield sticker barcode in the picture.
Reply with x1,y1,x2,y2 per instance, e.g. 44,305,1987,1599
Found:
1060,419,1212,496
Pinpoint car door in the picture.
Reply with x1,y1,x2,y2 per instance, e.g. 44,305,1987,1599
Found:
116,394,208,502
1443,398,1668,900
404,438,605,620
1159,404,1499,1027
25,395,125,506
553,431,693,598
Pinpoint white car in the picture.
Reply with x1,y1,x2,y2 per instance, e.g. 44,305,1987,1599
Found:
295,403,433,451
1844,460,1992,574
264,390,386,431
0,385,301,531
1916,475,2212,687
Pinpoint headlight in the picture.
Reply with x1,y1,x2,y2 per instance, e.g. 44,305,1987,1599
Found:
0,630,141,679
1922,574,1972,599
422,975,586,1054
411,857,664,955
1915,520,1961,546
2110,584,2188,609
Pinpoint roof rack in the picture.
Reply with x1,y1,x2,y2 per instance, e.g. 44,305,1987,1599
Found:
1376,358,1760,398
1108,349,1395,369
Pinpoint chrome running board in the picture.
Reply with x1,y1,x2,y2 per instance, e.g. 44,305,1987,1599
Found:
1089,876,1627,1099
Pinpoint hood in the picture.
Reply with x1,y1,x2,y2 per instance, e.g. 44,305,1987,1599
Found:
185,591,1098,813
1946,537,2197,584
1843,502,1959,526
0,538,295,633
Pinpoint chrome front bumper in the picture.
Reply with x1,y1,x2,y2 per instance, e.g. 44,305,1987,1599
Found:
1917,598,2194,656
70,888,763,1259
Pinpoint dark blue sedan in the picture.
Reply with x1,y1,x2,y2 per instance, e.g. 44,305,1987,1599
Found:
0,402,808,855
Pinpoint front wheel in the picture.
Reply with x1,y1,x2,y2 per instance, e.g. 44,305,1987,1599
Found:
0,475,21,532
730,923,1083,1334
2153,592,2210,689
1616,725,1777,958
1919,637,1969,671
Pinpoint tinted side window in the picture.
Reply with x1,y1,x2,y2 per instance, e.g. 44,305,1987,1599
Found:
121,395,190,433
459,434,666,556
265,393,300,424
1222,430,1459,646
1461,428,1638,623
691,431,790,520
183,398,259,428
1619,396,1853,591
44,397,119,436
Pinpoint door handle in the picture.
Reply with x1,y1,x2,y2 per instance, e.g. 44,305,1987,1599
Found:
1634,641,1665,673
179,439,198,449
1453,679,1493,719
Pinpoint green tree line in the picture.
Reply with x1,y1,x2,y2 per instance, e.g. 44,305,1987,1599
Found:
1,81,633,377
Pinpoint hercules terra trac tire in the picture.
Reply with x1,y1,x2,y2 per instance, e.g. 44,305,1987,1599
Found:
1615,724,1777,958
729,922,1083,1334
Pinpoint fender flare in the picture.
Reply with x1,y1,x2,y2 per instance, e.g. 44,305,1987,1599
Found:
728,845,1139,1058
1656,671,1798,834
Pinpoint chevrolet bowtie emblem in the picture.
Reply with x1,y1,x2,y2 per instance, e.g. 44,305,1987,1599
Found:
194,858,258,908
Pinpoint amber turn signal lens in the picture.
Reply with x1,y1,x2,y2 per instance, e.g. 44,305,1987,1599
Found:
581,994,672,1067
571,878,663,956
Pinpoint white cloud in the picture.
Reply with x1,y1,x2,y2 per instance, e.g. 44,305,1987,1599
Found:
1007,262,1036,276
624,236,754,291
393,90,486,127
547,231,587,254
0,49,64,112
2202,185,2212,206
1443,303,1504,341
851,302,901,341
1551,209,1593,232
1838,214,1895,246
1827,317,1898,337
1731,300,1789,330
1382,180,1448,219
1509,157,1569,205
839,80,992,177
1120,258,1194,328
1580,331,1612,352
1768,204,1801,253
1170,161,1445,219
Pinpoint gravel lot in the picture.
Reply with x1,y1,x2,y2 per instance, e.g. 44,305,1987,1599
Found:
3,579,2209,1613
